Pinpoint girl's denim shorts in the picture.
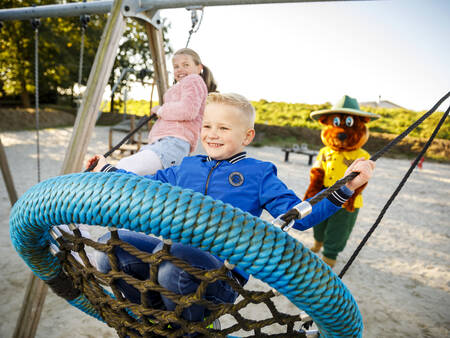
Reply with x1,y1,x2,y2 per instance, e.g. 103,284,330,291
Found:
141,136,190,169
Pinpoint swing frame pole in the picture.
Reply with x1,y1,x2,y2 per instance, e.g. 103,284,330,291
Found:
0,137,18,206
0,0,372,21
12,1,129,337
145,21,169,104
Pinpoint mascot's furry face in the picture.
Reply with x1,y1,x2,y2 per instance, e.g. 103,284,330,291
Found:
318,114,371,151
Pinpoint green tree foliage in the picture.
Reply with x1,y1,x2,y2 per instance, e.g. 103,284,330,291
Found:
253,99,332,130
0,1,171,110
252,99,449,140
0,0,105,107
361,106,449,140
108,18,172,113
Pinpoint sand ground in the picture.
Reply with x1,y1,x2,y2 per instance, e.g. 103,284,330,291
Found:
0,126,449,337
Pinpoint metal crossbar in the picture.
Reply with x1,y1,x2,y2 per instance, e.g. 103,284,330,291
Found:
0,0,373,21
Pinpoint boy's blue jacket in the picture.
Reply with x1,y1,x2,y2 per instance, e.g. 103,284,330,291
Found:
105,152,351,280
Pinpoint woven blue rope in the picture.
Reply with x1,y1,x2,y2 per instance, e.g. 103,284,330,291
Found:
10,172,363,337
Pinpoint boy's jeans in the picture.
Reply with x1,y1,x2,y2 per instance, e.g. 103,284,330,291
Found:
96,230,238,322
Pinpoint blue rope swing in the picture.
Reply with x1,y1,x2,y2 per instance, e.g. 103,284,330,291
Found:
9,172,363,337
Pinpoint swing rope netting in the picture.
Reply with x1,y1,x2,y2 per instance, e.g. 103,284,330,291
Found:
51,226,315,337
11,172,355,337
9,91,449,337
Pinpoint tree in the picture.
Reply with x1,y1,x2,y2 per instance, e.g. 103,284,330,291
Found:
0,1,171,109
0,0,106,107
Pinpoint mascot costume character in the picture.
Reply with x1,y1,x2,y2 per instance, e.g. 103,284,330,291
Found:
304,95,380,267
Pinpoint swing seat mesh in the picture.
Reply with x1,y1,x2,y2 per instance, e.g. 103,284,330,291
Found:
9,172,363,337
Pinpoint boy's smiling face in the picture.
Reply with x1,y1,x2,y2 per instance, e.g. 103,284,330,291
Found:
201,103,255,160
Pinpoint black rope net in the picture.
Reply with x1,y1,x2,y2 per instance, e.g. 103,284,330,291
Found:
52,227,313,338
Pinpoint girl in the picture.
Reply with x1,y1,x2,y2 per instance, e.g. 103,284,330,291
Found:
115,48,217,175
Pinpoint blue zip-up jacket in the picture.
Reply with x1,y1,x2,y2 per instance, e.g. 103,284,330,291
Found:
103,152,352,280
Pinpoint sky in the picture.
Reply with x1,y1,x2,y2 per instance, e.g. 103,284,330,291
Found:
129,0,450,111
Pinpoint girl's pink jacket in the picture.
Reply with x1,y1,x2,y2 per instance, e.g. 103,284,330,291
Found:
148,74,208,153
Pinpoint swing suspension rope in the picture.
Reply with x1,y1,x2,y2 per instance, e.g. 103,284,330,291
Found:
339,98,450,278
185,6,204,48
84,113,158,172
277,91,450,277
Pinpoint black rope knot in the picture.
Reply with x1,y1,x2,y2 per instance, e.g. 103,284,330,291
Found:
46,269,81,301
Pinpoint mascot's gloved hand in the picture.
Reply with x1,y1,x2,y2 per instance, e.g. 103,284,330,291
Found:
303,167,325,200
343,183,366,212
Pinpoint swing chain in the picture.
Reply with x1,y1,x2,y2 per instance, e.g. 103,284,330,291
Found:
80,14,90,30
31,17,40,30
31,14,41,183
80,0,90,28
78,3,89,103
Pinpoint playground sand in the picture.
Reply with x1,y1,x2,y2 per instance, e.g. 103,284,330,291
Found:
0,126,449,337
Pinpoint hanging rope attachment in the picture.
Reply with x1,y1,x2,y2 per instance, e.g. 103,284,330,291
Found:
185,6,204,48
272,201,312,231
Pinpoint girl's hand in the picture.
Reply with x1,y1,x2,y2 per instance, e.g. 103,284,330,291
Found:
344,158,376,191
151,105,161,116
86,155,107,172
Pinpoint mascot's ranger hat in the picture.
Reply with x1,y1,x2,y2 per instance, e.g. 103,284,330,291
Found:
311,95,380,121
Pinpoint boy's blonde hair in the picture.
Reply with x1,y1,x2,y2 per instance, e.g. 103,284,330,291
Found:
206,92,255,128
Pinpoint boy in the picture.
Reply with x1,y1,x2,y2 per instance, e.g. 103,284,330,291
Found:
88,92,375,323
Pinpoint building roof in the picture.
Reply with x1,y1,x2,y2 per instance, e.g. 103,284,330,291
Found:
359,100,405,109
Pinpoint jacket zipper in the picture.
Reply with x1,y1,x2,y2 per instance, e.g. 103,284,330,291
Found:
205,161,221,195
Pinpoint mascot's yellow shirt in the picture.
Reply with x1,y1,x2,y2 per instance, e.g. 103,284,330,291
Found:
313,146,370,209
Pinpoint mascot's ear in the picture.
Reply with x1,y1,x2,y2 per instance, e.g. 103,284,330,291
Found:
318,115,329,125
360,116,371,124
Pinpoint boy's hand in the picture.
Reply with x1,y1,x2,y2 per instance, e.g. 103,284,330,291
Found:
344,158,375,191
86,155,107,172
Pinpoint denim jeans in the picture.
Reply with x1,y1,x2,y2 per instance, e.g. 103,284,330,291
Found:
96,230,239,322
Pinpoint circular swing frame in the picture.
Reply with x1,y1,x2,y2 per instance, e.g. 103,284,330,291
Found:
10,171,363,337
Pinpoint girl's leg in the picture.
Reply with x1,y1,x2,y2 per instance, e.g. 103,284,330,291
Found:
96,230,163,306
155,242,238,322
115,149,163,175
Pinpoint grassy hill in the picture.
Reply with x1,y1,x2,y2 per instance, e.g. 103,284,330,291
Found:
1,99,449,162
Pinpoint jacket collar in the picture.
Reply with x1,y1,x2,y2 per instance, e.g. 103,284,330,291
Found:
206,152,247,164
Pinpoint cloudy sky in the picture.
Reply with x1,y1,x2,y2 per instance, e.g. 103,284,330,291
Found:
130,0,450,111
